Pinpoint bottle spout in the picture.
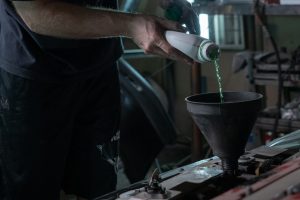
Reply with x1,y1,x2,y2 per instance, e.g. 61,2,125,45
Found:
207,44,220,61
198,40,220,62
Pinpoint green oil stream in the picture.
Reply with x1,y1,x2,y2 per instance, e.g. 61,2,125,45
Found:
213,59,224,103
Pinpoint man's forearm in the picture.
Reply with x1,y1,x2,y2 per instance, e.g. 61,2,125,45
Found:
12,0,194,64
13,1,136,39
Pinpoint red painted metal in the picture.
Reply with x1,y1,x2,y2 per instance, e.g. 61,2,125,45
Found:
213,157,300,200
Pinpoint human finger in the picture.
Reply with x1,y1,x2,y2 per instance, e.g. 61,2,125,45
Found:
156,40,193,65
158,18,185,33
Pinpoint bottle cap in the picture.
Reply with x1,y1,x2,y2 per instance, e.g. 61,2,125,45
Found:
207,44,220,61
198,40,220,62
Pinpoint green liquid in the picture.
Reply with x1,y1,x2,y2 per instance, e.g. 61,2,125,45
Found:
213,59,224,103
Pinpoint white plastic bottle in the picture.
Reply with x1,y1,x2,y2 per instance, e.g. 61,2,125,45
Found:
165,31,220,63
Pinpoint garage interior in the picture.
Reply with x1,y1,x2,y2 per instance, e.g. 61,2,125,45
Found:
1,0,300,199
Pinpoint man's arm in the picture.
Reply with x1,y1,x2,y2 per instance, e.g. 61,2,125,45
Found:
12,0,193,64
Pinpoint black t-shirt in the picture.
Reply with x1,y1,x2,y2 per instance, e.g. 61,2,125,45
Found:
0,0,123,82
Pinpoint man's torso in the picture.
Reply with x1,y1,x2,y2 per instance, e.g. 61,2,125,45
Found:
0,0,122,82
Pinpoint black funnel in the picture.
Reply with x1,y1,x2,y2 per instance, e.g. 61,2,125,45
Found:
185,92,263,175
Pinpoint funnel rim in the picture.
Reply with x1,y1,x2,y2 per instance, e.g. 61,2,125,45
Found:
185,91,263,105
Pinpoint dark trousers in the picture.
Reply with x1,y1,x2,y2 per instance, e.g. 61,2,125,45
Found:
0,64,121,200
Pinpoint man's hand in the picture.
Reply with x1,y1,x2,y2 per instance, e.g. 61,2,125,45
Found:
128,15,193,64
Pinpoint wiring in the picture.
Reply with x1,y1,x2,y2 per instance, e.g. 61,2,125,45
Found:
254,0,282,138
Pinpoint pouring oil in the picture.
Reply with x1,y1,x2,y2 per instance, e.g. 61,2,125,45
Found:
165,31,223,103
213,59,224,103
207,44,224,104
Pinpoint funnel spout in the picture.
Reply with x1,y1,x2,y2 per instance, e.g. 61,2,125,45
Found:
221,158,239,176
186,92,263,175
